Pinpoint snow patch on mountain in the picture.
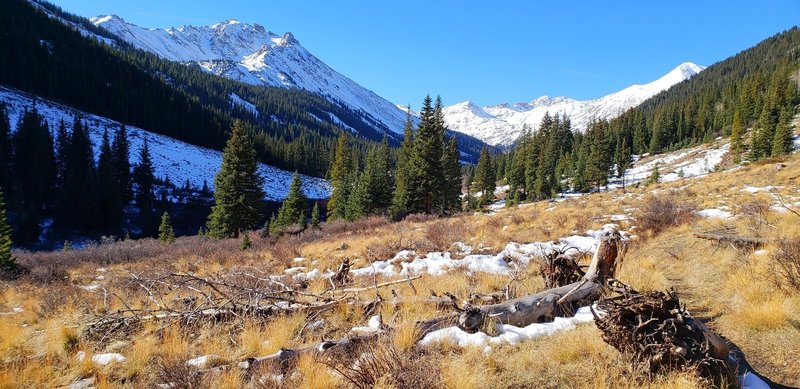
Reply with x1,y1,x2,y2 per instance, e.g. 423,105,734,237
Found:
91,15,408,136
444,63,705,147
0,86,331,200
228,92,259,118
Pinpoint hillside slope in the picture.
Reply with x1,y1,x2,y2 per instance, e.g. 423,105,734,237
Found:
0,86,332,200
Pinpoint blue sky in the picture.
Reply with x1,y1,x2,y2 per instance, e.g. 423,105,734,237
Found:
51,0,798,107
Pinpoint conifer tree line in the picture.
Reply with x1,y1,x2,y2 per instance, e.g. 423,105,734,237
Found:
324,95,462,221
0,104,164,244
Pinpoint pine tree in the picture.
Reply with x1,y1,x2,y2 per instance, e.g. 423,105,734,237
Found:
240,232,252,250
750,101,777,160
311,202,320,228
730,110,743,164
327,132,351,220
0,189,16,276
207,121,265,238
411,95,444,214
0,106,11,199
13,109,56,229
346,170,373,221
585,120,612,189
367,136,394,212
646,163,661,185
133,136,157,236
158,211,175,243
54,119,69,190
473,147,495,206
97,129,122,230
391,112,415,218
615,138,632,188
771,108,794,156
631,110,649,155
440,137,462,214
112,125,131,203
56,117,99,232
271,172,307,235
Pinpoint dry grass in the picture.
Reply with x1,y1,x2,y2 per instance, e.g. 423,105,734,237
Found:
1,142,799,387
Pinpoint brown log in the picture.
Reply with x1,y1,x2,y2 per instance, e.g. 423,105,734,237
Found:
418,227,622,333
205,227,624,376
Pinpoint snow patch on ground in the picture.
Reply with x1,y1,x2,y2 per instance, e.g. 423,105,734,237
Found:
344,226,619,279
89,353,126,365
697,208,733,219
186,354,219,368
418,306,596,350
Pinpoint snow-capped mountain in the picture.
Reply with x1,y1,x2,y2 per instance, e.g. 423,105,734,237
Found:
0,86,332,201
443,62,706,147
90,15,408,136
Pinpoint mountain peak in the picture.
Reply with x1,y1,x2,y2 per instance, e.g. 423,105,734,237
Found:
90,14,125,25
212,19,240,28
276,32,298,46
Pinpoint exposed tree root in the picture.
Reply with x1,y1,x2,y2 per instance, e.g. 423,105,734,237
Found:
593,288,737,387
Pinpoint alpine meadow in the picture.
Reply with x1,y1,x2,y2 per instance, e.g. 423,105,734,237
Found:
0,1,799,388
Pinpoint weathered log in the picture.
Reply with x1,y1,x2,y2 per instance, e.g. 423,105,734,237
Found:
418,227,623,333
695,233,771,248
210,227,624,376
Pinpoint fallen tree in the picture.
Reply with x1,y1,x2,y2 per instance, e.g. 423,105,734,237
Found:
202,227,627,375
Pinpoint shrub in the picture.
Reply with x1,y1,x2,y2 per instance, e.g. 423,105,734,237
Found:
636,193,697,237
770,237,800,291
424,219,472,252
321,337,440,389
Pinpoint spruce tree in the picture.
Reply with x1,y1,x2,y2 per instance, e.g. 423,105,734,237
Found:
367,136,394,212
391,111,415,218
13,109,56,214
771,109,794,156
133,136,157,236
473,147,495,206
56,117,98,232
158,211,175,243
271,172,307,235
327,132,351,220
0,106,11,199
410,95,443,214
646,163,661,185
0,189,15,276
345,171,369,221
97,129,122,230
311,202,320,228
730,110,743,164
585,120,612,189
240,231,252,250
440,137,462,214
112,125,131,203
615,138,632,188
207,121,265,238
54,119,69,190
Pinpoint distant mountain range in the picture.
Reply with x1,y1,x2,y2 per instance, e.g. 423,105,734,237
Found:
442,62,705,147
91,15,409,137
